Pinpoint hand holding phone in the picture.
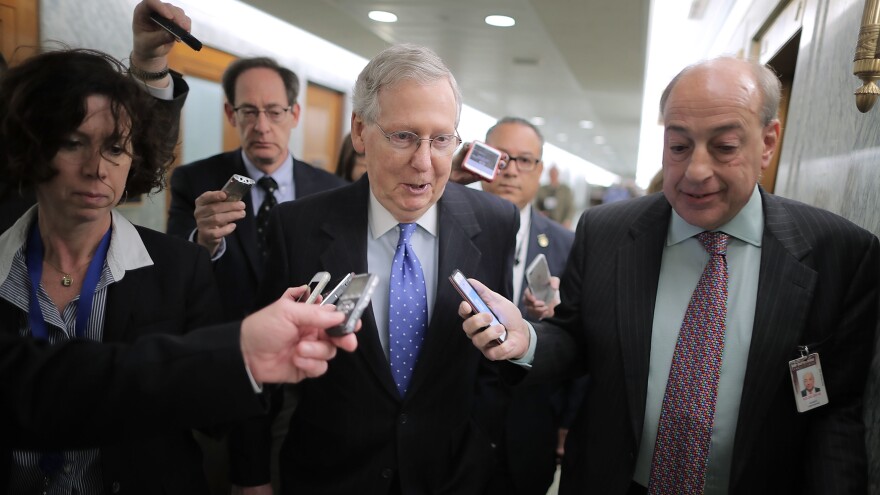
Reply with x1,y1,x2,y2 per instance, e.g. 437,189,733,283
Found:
460,141,503,182
221,174,255,202
296,272,331,304
326,274,379,336
449,269,507,343
149,11,203,51
525,254,555,304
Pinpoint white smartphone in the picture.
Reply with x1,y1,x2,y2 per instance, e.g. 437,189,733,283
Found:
320,272,355,306
461,141,503,182
525,254,554,303
449,269,507,344
296,271,331,304
221,174,255,202
326,273,379,336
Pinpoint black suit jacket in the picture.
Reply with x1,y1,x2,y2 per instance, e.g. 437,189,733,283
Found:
0,225,223,495
529,190,878,494
0,324,264,444
248,178,518,494
167,150,346,321
497,210,575,495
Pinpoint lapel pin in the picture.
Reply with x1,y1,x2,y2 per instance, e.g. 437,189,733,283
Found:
537,234,549,248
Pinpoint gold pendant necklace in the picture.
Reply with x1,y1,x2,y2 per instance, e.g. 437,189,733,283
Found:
44,259,90,287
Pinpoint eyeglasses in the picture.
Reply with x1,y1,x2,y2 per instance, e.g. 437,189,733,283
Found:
233,105,292,124
374,123,461,156
499,155,542,172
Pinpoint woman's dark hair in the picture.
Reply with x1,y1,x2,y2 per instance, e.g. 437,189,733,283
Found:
335,133,361,182
0,48,176,196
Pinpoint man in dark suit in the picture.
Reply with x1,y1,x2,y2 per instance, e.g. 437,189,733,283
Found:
237,44,519,495
167,56,345,322
463,57,879,494
477,117,578,495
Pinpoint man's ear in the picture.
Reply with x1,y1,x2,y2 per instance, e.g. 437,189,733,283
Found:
351,114,367,153
761,119,781,170
224,102,236,126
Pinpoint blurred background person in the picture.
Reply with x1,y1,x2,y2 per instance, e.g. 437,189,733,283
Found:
167,57,345,324
0,4,224,493
535,165,574,229
334,132,367,182
456,117,583,495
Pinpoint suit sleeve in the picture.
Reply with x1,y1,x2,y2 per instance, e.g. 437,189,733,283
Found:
804,234,879,493
0,323,265,449
227,205,292,486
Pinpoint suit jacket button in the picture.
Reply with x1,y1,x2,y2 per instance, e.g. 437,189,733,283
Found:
381,468,394,479
111,481,121,493
398,413,408,425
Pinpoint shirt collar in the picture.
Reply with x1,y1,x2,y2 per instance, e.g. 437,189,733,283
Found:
241,149,294,189
0,207,153,283
368,188,438,240
668,184,764,247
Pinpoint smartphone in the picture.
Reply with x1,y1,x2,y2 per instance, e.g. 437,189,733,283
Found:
296,271,331,304
525,254,554,303
449,269,507,343
221,174,255,202
320,272,354,306
326,273,379,336
149,12,203,51
461,141,503,182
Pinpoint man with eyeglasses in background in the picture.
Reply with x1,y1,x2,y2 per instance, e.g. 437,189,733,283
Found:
167,57,345,323
166,56,345,495
453,118,583,495
232,44,519,495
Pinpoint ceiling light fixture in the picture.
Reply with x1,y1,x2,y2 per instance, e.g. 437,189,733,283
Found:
530,116,546,125
579,120,594,129
368,10,398,23
594,135,606,145
485,15,515,27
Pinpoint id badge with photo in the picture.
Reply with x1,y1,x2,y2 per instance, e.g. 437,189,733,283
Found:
789,347,829,413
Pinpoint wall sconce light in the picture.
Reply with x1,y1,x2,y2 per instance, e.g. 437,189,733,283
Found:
854,0,880,112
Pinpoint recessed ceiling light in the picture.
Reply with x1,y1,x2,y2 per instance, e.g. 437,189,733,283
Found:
485,15,515,27
594,135,606,145
369,10,398,23
530,116,545,126
579,120,594,129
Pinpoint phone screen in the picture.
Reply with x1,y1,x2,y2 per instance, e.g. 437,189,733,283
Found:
451,271,500,326
464,142,501,177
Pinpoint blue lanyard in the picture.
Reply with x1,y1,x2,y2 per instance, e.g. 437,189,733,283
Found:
25,222,112,340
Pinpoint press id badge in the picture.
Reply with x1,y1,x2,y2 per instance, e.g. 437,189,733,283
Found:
789,347,829,413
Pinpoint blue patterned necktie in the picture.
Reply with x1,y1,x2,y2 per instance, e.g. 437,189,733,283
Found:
649,231,730,494
388,223,428,397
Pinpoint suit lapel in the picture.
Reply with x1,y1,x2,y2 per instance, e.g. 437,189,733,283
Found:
101,269,143,344
617,196,669,446
228,151,262,279
404,186,483,400
729,192,816,485
319,180,399,399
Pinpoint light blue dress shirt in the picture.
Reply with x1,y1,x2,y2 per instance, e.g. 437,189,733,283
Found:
366,191,438,360
633,185,764,493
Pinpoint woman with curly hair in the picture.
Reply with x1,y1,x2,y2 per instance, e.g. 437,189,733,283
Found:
0,46,223,495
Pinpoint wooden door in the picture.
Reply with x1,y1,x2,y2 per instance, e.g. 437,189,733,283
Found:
302,82,344,172
0,0,38,66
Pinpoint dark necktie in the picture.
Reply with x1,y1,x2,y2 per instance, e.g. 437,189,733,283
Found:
649,231,730,495
388,223,428,397
255,176,278,259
